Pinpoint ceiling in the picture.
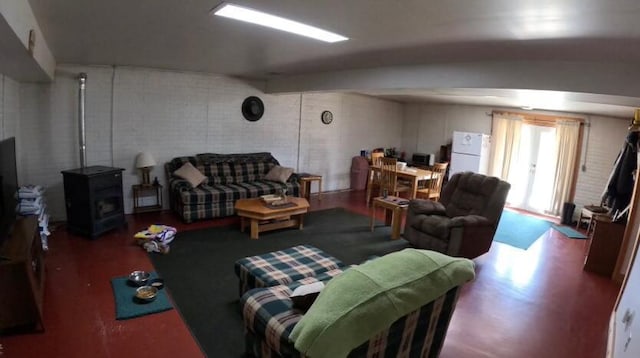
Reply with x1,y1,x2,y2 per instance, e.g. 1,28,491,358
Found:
18,0,640,118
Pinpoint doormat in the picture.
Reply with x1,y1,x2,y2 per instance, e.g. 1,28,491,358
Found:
110,271,173,320
551,224,587,239
494,210,552,250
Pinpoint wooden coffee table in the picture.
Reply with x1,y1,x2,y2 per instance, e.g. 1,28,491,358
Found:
235,197,310,239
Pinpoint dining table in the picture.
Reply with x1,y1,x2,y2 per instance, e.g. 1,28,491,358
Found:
366,165,438,203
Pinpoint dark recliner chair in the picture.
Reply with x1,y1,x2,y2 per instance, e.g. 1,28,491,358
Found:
404,172,511,259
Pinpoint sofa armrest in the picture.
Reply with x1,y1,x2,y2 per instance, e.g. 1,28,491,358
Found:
449,215,492,228
289,172,301,183
409,199,446,216
169,178,193,191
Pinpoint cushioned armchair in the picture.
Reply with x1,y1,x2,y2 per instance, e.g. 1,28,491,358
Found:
404,172,511,259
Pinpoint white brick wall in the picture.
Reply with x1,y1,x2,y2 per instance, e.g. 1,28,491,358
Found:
401,103,492,159
401,103,629,218
16,65,403,219
574,116,629,210
1,75,21,186
1,75,20,140
299,93,403,191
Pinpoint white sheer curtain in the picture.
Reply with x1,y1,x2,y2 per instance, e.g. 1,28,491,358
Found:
549,119,581,216
489,113,523,182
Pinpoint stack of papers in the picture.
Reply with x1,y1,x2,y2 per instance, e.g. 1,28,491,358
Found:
15,185,50,251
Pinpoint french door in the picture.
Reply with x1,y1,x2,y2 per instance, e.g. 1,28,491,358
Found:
507,124,557,213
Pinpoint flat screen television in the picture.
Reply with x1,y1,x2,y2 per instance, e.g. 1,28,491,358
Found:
0,137,18,246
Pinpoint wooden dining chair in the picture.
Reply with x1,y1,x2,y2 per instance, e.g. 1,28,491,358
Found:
379,157,411,198
416,162,448,201
370,152,384,166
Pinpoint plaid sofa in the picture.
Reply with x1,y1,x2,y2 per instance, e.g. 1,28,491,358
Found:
165,152,301,222
240,279,463,357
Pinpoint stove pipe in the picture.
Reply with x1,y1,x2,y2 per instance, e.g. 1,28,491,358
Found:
78,73,87,168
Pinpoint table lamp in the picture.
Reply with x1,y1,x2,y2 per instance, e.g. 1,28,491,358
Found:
135,152,156,186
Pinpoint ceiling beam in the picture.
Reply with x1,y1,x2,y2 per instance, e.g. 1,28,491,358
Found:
265,61,640,100
0,0,55,81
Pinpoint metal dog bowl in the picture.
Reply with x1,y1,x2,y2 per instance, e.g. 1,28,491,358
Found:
128,270,150,286
135,285,158,303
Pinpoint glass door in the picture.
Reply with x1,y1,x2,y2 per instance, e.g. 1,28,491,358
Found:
507,124,557,213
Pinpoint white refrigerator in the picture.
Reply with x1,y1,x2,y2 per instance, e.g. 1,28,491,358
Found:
449,131,491,177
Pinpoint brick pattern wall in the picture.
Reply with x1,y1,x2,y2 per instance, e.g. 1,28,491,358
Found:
299,93,403,191
401,103,493,160
1,75,20,186
16,65,402,219
574,116,629,211
401,103,630,219
1,75,20,140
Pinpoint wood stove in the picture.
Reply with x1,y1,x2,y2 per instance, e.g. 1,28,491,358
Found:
61,166,125,238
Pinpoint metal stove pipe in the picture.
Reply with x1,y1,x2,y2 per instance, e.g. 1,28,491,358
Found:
78,73,87,168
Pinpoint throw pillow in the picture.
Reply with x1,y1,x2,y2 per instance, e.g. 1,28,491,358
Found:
264,165,294,183
289,249,476,357
173,162,207,188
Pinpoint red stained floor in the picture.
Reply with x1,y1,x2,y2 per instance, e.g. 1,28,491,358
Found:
0,191,620,357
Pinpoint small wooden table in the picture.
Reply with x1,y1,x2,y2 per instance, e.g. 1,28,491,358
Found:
235,197,310,239
370,196,409,240
132,184,163,213
299,174,322,201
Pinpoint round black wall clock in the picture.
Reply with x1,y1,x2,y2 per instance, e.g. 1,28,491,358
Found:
321,110,333,125
242,96,264,121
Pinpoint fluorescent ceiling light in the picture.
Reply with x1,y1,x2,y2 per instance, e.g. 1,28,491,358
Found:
212,3,348,43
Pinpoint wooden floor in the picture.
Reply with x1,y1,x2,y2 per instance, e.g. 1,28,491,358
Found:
1,190,620,357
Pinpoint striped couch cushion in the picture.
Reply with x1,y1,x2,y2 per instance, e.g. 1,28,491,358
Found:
240,282,462,358
179,180,297,205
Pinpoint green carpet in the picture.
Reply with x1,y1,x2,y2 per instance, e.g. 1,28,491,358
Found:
149,208,408,357
110,271,173,320
551,224,587,239
494,210,553,250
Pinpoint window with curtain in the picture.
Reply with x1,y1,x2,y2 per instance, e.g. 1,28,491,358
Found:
489,111,582,216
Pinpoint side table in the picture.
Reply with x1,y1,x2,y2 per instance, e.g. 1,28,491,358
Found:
298,174,322,201
370,196,409,240
133,184,163,213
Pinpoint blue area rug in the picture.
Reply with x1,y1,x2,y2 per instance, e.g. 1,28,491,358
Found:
551,224,587,239
494,210,552,250
111,271,173,320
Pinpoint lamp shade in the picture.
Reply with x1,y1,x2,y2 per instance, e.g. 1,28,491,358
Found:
135,152,156,168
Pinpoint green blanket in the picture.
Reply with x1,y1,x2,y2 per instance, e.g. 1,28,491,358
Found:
289,249,475,357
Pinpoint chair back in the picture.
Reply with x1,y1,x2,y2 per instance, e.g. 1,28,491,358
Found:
379,157,399,194
371,152,384,166
431,162,448,194
441,172,511,224
416,162,448,201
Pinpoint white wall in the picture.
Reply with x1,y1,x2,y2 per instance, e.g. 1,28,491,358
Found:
299,93,403,191
1,74,20,140
400,103,492,158
401,103,629,217
574,115,629,208
17,65,403,219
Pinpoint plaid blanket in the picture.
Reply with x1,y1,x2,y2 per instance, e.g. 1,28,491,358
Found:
241,282,462,357
234,245,345,296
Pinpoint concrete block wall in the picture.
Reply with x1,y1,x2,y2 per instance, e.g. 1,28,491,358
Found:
16,65,403,219
574,115,629,209
401,102,630,217
401,103,493,159
1,74,20,140
299,93,403,191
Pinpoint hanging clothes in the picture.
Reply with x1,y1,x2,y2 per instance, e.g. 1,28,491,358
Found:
602,131,639,220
